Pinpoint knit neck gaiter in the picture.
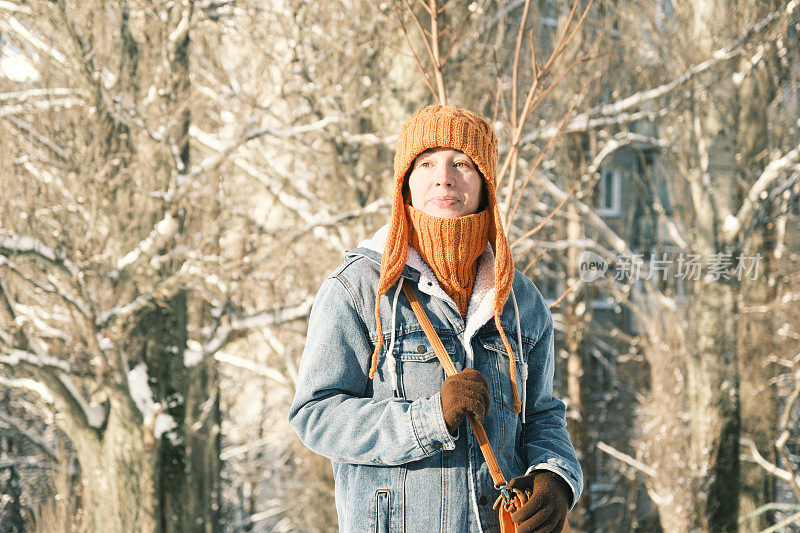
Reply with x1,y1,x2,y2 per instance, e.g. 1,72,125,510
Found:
406,205,490,318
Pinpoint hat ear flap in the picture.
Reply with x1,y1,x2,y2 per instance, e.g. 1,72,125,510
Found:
370,175,410,379
484,180,514,320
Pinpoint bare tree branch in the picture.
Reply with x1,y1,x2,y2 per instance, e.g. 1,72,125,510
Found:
597,441,657,477
189,126,348,251
4,116,73,162
97,270,187,328
740,436,793,482
191,296,314,364
0,255,90,318
213,351,290,386
0,408,57,459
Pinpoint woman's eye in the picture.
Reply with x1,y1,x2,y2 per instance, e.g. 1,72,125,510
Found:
454,161,468,167
419,161,431,168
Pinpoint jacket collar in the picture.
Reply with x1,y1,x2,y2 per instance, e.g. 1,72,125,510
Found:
354,224,498,340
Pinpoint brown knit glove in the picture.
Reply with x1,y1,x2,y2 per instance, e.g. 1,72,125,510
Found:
439,368,490,435
507,470,571,533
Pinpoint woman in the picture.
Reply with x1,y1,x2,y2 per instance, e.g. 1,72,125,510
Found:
289,105,582,533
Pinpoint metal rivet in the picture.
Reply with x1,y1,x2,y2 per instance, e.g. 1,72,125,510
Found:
417,344,427,354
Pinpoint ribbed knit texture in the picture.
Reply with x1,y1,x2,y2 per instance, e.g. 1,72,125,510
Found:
369,104,521,413
407,205,489,318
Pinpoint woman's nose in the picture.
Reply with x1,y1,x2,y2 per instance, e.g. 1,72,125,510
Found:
433,164,454,186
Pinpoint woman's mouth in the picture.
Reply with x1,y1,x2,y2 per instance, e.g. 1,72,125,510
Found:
430,196,458,208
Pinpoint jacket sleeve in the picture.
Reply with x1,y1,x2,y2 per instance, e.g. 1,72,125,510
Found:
520,306,584,509
288,275,457,466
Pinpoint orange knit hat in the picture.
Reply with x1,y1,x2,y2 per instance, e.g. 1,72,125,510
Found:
370,104,521,413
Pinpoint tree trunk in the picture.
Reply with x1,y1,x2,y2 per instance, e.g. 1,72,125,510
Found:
687,279,740,531
644,1,744,529
682,61,742,533
735,12,778,525
0,430,26,532
564,134,593,530
184,355,222,531
72,395,158,532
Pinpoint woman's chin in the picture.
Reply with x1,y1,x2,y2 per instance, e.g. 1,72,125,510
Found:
421,205,468,219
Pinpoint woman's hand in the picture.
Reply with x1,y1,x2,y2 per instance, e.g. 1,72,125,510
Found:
439,368,490,435
507,470,571,533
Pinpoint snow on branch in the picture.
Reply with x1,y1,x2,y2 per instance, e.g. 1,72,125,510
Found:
0,375,53,404
0,348,72,373
0,88,80,104
220,436,271,461
127,363,176,439
0,358,105,430
0,16,68,66
113,212,179,275
97,268,189,329
186,297,314,368
245,99,379,140
520,2,794,145
722,142,800,242
0,232,78,277
0,282,104,431
228,296,314,331
173,100,375,202
56,374,106,429
19,162,91,225
282,198,390,242
168,11,191,47
0,1,32,14
0,96,85,117
189,126,346,251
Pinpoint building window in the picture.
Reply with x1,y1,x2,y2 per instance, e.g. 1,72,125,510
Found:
540,0,559,28
597,168,622,217
537,274,563,307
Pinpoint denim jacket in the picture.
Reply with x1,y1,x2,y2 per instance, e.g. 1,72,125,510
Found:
288,226,583,533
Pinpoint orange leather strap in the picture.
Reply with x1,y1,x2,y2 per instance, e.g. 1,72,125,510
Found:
401,283,507,488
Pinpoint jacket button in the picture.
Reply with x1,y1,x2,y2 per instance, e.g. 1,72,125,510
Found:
432,442,441,450
479,495,488,506
417,344,427,354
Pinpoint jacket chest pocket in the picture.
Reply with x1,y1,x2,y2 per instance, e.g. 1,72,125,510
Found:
393,330,458,401
478,332,523,413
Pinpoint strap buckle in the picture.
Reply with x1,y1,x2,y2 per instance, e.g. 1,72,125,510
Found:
495,483,512,506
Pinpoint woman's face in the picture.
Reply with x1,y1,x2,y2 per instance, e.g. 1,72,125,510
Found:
407,147,483,218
